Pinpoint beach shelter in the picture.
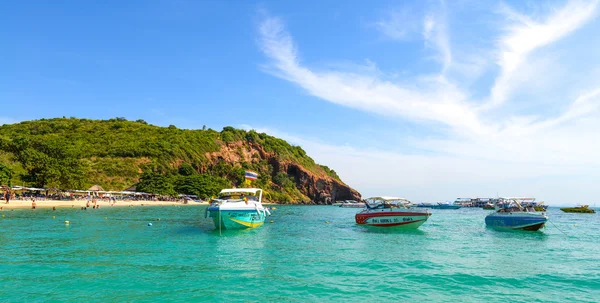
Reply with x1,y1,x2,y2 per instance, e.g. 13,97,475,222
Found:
88,185,105,192
124,185,137,192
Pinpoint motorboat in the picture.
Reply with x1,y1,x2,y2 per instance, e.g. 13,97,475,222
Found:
415,202,434,208
560,205,595,213
339,200,365,208
355,197,431,229
205,188,271,230
430,202,461,209
483,202,495,210
485,197,548,231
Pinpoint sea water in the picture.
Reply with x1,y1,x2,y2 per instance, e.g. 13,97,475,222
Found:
0,206,598,302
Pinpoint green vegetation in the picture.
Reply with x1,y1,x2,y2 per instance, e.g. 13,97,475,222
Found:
0,118,345,202
0,162,12,186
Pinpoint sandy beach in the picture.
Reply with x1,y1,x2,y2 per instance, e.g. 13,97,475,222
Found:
0,199,208,210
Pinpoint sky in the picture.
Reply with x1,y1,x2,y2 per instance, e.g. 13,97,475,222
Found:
2,0,600,205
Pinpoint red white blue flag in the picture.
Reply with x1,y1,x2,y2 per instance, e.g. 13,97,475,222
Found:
245,171,258,180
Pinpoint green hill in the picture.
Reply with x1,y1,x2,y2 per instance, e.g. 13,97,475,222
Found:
0,118,360,203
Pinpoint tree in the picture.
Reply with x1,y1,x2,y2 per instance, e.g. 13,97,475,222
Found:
137,172,175,195
178,163,195,176
0,163,12,186
175,174,230,198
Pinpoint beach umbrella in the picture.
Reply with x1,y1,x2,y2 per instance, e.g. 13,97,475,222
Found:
88,185,105,192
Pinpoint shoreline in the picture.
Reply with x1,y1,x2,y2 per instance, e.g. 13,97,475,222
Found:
0,199,206,210
0,199,281,210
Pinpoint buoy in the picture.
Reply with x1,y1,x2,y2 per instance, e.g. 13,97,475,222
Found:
65,221,70,225
270,220,274,223
52,216,56,219
326,221,329,224
148,223,153,226
104,217,107,220
272,207,277,210
1,214,5,218
157,218,161,221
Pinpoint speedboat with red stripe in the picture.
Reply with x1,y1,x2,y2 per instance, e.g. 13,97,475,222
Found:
355,197,431,229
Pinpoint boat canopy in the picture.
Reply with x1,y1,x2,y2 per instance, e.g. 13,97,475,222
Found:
367,196,410,202
500,197,535,201
219,188,262,195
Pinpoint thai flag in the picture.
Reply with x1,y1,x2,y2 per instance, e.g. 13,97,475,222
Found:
245,171,258,180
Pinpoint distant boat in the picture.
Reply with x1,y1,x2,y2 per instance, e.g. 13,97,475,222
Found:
483,202,495,210
205,188,271,230
560,205,596,214
415,202,434,208
355,197,431,229
485,198,548,231
339,200,365,208
431,202,461,209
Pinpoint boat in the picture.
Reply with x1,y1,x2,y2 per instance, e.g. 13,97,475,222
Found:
430,202,461,209
485,197,548,231
560,205,596,213
339,200,365,208
415,202,433,208
205,188,271,230
505,197,547,211
483,202,495,210
355,197,431,229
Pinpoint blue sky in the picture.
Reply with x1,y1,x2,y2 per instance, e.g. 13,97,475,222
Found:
2,0,600,205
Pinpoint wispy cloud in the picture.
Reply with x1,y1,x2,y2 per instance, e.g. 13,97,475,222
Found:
487,0,600,109
373,8,420,41
258,13,485,135
422,3,452,72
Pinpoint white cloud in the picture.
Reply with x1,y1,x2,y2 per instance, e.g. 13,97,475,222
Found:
256,2,600,205
486,0,600,109
373,7,420,41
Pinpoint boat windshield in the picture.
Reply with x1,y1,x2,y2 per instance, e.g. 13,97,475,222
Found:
497,198,536,212
365,197,410,209
217,193,258,201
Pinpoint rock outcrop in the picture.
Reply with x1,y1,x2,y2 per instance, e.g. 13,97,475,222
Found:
206,141,361,204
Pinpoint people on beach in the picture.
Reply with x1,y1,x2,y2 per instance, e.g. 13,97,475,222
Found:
4,190,10,204
31,198,36,209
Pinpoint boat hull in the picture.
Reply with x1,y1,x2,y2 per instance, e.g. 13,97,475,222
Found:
355,211,430,229
560,207,595,213
207,208,266,230
431,205,461,209
485,213,548,231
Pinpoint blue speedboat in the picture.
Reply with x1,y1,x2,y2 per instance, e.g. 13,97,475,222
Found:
485,198,547,231
431,202,461,209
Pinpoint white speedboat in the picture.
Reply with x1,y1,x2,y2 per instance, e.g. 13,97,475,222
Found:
355,197,431,229
205,188,271,230
339,200,365,208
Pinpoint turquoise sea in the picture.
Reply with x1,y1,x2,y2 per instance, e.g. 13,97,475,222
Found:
1,205,599,302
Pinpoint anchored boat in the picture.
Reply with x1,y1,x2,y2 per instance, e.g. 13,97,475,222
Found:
560,205,595,213
205,188,271,230
355,197,431,229
485,197,548,231
431,202,461,209
339,200,365,208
